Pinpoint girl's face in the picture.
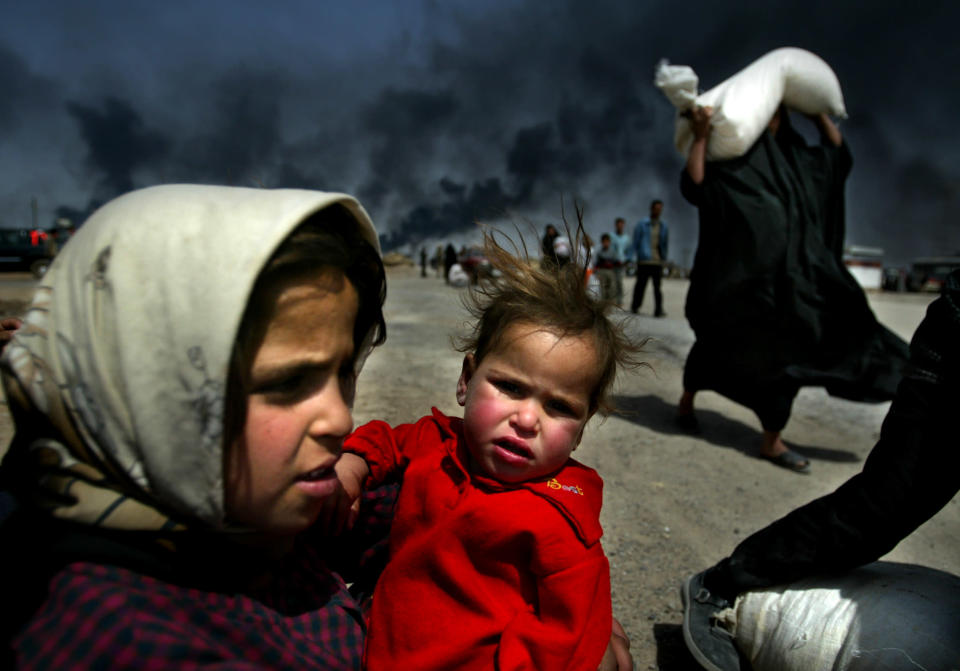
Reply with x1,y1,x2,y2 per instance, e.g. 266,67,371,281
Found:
456,323,599,484
225,269,359,535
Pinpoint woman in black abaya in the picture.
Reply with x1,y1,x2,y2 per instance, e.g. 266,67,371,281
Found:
675,105,909,472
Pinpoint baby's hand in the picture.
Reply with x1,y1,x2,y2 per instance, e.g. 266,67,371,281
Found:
317,453,370,536
597,618,632,671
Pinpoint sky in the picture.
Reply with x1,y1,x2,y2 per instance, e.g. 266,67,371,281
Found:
1,0,958,267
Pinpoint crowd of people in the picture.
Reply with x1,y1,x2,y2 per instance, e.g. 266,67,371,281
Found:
0,69,954,671
538,200,669,318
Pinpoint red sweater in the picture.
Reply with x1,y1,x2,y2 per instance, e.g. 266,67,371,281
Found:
344,409,611,671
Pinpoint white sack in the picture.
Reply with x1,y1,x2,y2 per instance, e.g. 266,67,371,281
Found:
733,562,960,671
447,262,470,287
655,47,847,161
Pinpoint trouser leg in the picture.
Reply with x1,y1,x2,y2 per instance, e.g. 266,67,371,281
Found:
599,269,616,301
631,269,650,312
614,266,624,306
652,268,664,314
755,385,798,433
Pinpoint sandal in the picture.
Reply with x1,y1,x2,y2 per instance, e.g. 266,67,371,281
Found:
763,449,811,474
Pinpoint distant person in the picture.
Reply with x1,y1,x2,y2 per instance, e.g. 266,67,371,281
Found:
332,228,643,671
682,270,960,670
593,233,619,302
610,217,631,308
582,234,600,297
630,200,668,317
581,233,595,267
444,243,457,283
43,230,59,257
541,223,560,270
552,232,573,268
676,105,909,472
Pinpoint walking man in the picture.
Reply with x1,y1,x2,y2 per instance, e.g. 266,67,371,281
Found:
630,200,668,317
610,217,631,308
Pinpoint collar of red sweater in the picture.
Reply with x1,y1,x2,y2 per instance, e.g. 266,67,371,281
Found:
429,408,603,547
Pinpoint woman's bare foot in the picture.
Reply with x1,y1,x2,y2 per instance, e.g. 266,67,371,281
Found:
760,430,788,458
675,391,701,433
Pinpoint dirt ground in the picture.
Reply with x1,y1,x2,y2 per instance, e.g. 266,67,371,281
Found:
1,269,956,670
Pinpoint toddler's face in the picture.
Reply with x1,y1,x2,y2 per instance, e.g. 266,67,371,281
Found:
225,269,358,535
456,323,599,483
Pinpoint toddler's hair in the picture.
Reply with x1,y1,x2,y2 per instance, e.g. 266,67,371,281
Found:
455,210,647,415
223,204,387,446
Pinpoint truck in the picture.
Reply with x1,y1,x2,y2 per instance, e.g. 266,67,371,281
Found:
0,228,55,277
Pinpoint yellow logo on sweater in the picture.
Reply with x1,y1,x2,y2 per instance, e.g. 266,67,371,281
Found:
546,478,584,495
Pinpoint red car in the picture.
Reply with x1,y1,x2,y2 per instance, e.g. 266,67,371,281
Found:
458,247,492,283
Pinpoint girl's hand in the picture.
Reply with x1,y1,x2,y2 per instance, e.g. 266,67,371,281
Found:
0,317,23,352
317,453,369,535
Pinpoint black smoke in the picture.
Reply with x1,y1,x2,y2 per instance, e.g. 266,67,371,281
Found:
177,67,285,186
66,97,170,201
7,0,958,264
0,44,55,129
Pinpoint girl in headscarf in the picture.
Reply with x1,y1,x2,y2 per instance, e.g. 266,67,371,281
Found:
0,185,390,669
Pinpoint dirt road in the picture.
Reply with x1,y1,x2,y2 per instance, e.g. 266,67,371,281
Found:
1,269,955,669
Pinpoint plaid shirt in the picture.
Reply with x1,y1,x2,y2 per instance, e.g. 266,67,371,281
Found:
8,486,397,670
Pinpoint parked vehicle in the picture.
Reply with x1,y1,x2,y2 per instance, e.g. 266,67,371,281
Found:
0,228,55,277
907,256,960,292
458,246,493,284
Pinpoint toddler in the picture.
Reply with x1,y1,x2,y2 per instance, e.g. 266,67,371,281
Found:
336,228,645,670
593,233,620,302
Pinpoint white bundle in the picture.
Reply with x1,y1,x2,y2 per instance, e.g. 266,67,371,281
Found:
655,47,847,161
447,263,470,287
732,562,960,671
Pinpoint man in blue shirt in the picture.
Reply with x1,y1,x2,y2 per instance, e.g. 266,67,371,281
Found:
630,200,668,317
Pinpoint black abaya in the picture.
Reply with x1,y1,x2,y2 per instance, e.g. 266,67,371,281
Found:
681,123,909,431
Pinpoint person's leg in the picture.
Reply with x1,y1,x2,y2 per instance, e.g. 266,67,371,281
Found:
602,270,617,302
614,266,624,307
675,390,701,433
676,350,703,432
760,431,788,458
757,388,808,472
631,266,650,313
652,267,665,316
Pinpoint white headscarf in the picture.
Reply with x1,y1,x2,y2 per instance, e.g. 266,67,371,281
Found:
1,185,379,531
